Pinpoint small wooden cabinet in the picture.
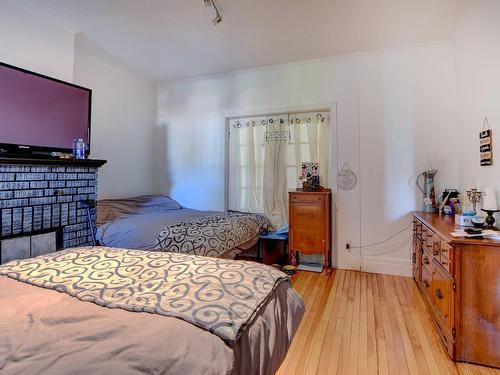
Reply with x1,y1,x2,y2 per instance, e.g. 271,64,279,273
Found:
260,232,288,265
412,212,500,368
289,187,331,269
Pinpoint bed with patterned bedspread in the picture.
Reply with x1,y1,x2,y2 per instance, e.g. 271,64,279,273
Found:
155,210,268,258
0,247,304,375
96,195,268,258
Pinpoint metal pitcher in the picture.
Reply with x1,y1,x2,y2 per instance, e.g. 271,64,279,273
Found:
417,169,438,213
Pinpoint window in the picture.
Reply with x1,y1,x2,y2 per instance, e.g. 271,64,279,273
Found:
228,111,330,228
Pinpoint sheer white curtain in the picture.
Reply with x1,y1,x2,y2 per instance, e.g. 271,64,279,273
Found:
228,112,330,228
228,117,266,213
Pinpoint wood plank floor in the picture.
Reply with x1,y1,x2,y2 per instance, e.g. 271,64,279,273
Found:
277,269,500,375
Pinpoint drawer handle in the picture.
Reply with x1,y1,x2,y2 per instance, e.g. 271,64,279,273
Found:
435,288,443,300
424,280,430,288
423,256,430,265
433,249,440,256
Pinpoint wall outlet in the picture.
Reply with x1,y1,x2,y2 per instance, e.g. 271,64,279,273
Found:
346,240,351,251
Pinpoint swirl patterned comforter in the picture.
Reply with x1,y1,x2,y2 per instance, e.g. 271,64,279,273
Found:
155,211,269,257
0,247,287,345
0,247,304,375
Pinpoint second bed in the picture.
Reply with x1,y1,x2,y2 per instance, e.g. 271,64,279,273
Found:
96,195,267,258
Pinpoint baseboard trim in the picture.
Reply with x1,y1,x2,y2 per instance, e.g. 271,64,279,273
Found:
360,256,412,277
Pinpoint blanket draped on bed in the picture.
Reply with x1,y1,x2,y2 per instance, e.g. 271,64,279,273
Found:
154,211,268,257
0,247,288,345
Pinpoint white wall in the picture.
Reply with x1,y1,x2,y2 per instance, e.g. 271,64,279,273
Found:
454,0,500,218
157,42,458,276
0,2,74,81
73,50,157,199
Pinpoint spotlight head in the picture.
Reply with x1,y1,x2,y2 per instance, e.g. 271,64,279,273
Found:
212,14,222,25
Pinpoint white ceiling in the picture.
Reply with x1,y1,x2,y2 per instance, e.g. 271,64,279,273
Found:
12,0,472,82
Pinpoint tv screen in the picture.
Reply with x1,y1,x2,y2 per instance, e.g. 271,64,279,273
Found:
0,62,91,155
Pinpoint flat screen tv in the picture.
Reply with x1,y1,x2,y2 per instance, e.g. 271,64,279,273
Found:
0,62,91,157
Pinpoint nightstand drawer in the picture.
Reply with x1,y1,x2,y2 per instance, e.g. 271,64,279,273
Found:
289,193,326,204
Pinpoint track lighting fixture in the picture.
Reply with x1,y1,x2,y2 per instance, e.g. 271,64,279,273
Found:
204,0,222,25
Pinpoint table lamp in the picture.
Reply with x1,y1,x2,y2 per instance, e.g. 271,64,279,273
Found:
481,186,499,229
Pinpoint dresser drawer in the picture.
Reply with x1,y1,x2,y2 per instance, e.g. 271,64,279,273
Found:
421,266,433,300
439,242,454,274
433,236,454,274
435,316,455,359
432,235,442,258
421,224,434,248
413,219,422,239
432,260,455,335
421,225,428,241
422,247,433,276
412,238,422,281
425,228,434,248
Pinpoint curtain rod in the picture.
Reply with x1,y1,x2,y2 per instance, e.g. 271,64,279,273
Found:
226,108,330,121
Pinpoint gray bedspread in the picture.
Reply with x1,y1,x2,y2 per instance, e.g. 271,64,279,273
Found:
0,247,288,345
155,211,268,258
96,208,216,249
0,254,304,375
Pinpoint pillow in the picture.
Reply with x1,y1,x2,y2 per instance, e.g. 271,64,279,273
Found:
97,195,181,226
137,196,182,213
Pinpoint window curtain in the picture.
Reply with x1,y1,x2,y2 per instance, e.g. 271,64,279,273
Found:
229,112,330,229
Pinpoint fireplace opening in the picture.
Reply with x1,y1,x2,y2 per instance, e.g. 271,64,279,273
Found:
0,228,63,264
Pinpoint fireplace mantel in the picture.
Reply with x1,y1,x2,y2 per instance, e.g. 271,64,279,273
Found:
0,157,107,168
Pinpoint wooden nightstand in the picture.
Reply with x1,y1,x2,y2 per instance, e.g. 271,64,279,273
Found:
288,187,331,270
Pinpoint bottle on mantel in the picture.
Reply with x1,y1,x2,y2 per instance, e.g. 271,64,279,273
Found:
73,139,86,160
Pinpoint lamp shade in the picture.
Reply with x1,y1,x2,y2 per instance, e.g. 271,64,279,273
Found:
483,186,498,211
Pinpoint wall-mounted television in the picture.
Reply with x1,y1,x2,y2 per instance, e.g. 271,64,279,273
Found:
0,62,91,157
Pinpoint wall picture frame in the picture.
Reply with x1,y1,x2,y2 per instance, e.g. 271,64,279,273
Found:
480,118,493,166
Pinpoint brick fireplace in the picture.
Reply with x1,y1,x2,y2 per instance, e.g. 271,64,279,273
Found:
0,157,106,264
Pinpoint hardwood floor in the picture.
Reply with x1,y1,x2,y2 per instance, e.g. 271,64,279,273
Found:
277,269,500,375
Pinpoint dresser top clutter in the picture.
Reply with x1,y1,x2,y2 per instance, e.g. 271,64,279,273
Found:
413,211,500,247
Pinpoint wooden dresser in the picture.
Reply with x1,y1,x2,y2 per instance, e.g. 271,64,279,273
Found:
289,187,331,269
412,212,500,368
